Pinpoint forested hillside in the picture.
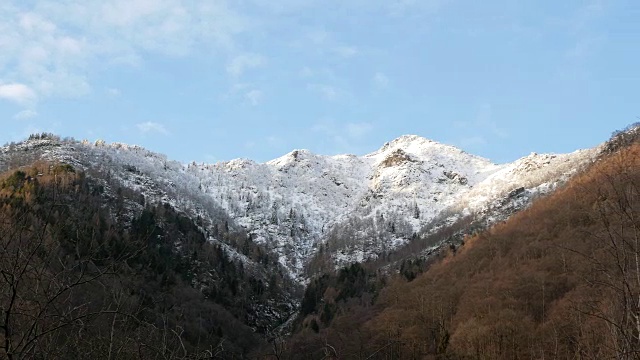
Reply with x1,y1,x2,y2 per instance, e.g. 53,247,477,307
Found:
1,126,637,359
0,162,294,359
279,130,640,359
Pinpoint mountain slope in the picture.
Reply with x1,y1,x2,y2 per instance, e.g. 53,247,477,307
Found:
1,127,636,359
0,163,283,358
1,134,597,283
187,135,596,278
0,136,300,337
279,130,640,359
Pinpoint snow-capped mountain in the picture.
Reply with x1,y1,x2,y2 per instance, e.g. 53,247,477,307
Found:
0,134,598,282
184,135,597,279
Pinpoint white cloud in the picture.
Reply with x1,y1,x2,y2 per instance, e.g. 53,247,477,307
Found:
14,109,38,120
0,1,249,100
0,83,37,104
0,9,92,99
226,53,267,77
42,1,247,55
223,83,264,106
136,121,169,135
245,89,263,106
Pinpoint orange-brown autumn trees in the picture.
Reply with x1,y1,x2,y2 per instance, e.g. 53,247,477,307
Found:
281,143,640,359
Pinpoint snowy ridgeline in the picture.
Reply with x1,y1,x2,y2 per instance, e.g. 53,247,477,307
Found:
0,135,598,282
183,135,597,279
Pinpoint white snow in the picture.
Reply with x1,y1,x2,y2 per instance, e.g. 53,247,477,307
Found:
185,135,597,279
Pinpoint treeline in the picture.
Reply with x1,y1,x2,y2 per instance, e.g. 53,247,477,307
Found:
279,136,640,358
0,162,292,359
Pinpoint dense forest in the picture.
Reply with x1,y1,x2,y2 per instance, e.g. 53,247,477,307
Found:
0,161,294,359
279,129,640,359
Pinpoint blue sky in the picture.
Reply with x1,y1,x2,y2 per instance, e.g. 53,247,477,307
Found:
0,0,638,164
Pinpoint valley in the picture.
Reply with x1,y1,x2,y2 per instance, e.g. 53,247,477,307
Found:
0,125,637,358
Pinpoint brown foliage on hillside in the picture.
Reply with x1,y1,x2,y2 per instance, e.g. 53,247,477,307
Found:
282,143,640,359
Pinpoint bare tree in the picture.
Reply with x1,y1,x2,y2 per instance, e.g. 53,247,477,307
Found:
0,167,144,359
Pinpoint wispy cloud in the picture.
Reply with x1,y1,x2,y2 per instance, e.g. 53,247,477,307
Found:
137,121,169,135
0,1,249,101
226,53,267,77
0,83,37,104
224,83,264,106
14,109,38,120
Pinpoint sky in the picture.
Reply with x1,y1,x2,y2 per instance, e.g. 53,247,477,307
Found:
0,0,638,164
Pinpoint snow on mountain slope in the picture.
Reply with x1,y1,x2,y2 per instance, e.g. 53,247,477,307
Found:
186,135,597,279
0,135,598,282
459,150,595,213
0,138,266,277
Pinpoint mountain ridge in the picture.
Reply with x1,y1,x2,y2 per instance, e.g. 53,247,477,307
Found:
0,133,598,283
225,134,491,166
1,125,638,358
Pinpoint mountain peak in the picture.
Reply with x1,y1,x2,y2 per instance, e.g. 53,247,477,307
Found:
368,134,457,159
387,134,434,147
373,135,433,154
395,134,430,141
266,148,316,167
